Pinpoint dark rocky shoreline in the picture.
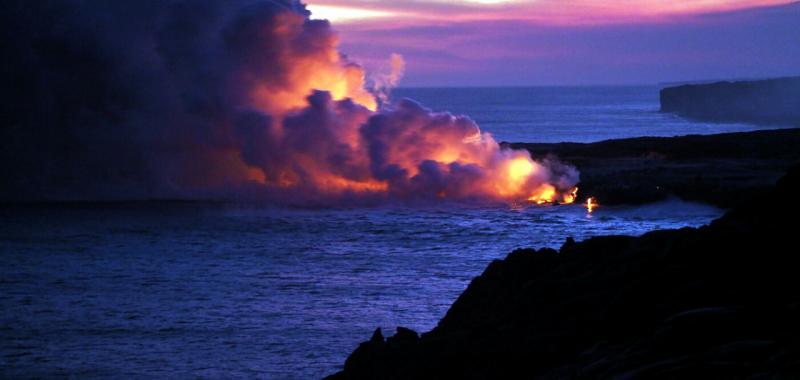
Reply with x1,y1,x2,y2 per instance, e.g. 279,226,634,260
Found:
509,128,800,208
328,163,800,379
659,77,800,127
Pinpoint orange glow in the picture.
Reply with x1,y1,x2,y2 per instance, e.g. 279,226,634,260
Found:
246,167,267,184
562,187,578,204
320,176,388,192
508,158,534,182
526,185,579,205
246,12,377,115
214,5,580,203
586,197,596,213
527,184,556,204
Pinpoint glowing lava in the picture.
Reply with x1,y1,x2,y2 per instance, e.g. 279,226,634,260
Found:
563,187,579,204
586,197,597,213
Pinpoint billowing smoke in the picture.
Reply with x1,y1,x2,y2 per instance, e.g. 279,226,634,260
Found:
0,0,578,204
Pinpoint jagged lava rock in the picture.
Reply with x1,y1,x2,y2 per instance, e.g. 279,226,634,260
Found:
328,165,800,379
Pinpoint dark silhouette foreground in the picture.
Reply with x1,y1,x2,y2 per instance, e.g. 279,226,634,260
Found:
329,165,800,379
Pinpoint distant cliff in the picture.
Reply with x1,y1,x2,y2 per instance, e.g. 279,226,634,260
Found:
660,77,800,126
328,166,800,379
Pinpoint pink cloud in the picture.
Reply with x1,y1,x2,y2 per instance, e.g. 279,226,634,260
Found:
306,0,796,26
327,1,800,86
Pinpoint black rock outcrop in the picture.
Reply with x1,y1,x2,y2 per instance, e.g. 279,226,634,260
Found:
509,128,800,208
328,165,800,379
660,77,800,126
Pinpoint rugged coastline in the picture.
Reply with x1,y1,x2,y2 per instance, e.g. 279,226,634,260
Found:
328,164,800,379
509,128,800,208
659,77,800,126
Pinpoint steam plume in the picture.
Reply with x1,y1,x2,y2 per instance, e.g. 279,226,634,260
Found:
0,0,578,204
372,53,407,106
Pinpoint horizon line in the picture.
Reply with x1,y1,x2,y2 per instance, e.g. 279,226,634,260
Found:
393,74,800,90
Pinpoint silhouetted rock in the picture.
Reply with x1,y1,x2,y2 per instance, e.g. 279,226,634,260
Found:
369,328,384,344
561,237,576,250
328,166,800,379
660,77,800,126
509,128,800,207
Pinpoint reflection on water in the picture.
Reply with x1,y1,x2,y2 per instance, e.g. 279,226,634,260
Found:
1,200,721,378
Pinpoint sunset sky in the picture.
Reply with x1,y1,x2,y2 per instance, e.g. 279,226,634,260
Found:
305,0,800,86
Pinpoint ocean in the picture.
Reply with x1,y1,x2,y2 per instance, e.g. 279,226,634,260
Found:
0,86,780,379
393,86,788,143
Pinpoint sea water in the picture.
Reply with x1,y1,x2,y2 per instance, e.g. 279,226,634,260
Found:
393,86,790,143
2,86,772,379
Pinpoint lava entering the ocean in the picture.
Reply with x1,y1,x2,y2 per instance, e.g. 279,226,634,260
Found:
586,197,597,213
222,1,580,204
0,0,579,204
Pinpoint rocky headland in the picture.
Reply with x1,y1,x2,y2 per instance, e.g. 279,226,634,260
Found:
660,77,800,126
328,164,800,379
509,128,800,207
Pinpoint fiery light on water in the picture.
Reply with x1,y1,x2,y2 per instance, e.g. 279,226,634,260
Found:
586,197,597,213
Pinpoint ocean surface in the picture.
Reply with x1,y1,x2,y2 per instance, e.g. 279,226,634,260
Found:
0,86,774,379
393,86,790,143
